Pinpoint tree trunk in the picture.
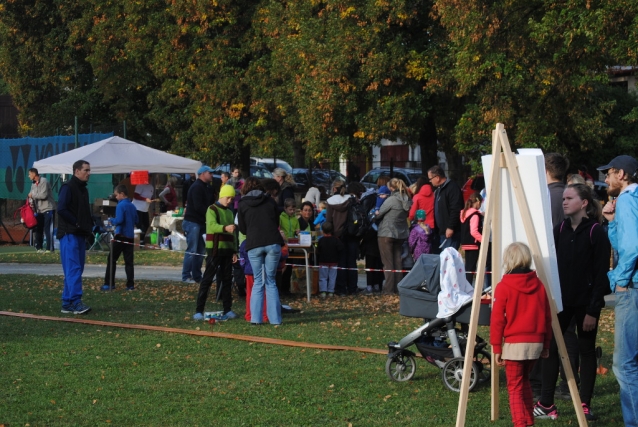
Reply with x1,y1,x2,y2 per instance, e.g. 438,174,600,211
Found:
239,142,251,179
418,114,439,175
292,140,306,168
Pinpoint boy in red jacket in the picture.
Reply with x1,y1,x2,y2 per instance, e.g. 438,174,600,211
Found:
490,242,552,427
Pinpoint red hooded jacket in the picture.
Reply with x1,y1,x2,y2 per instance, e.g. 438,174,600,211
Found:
408,184,435,229
490,270,552,354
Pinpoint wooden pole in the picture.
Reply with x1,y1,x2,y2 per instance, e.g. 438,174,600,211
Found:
489,142,504,421
455,127,502,426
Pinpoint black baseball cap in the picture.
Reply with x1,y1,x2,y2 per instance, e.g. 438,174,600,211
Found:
597,155,638,176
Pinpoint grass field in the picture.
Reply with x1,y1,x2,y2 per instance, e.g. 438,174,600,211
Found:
0,251,625,426
0,244,184,266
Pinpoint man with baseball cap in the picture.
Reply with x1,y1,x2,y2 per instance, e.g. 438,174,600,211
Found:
181,165,216,284
598,154,638,426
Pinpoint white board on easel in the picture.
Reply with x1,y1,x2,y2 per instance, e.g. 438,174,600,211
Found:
481,148,563,312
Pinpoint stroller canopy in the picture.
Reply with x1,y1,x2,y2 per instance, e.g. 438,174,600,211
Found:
398,253,441,318
397,248,475,319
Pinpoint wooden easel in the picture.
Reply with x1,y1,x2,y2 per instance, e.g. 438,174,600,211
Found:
454,123,588,426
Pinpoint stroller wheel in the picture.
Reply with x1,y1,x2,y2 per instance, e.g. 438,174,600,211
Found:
474,349,491,384
385,353,416,382
442,357,478,392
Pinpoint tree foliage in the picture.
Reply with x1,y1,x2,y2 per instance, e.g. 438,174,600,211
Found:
0,0,636,170
433,0,638,164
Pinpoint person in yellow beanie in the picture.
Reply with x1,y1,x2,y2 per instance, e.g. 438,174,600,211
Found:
193,184,238,321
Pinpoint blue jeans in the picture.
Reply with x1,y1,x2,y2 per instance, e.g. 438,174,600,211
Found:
319,263,338,293
60,234,86,305
248,244,282,325
181,220,205,282
613,289,638,426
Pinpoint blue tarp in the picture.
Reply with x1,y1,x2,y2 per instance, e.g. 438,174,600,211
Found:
0,133,113,200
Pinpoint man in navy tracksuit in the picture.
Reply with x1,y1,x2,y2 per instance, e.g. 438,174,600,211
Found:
57,160,94,314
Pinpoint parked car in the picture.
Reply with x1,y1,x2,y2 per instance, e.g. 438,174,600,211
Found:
593,180,609,202
212,163,273,179
292,168,346,193
461,174,485,202
249,165,273,178
360,167,423,190
250,157,293,173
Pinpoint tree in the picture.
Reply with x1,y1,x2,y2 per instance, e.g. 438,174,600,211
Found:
0,0,111,135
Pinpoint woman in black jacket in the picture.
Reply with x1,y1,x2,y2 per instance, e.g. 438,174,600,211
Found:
237,177,285,325
536,184,610,421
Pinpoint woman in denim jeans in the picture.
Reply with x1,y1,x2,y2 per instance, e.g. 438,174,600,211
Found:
238,177,284,325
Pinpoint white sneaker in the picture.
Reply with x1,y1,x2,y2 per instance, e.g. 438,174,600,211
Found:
224,310,238,319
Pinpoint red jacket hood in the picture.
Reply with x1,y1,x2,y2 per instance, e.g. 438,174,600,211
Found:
417,184,433,197
499,271,542,294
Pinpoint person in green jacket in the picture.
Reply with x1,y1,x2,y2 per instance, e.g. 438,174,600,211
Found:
278,198,300,295
279,198,300,239
193,185,238,321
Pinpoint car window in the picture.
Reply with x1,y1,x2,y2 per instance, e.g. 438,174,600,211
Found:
407,173,421,184
362,172,380,184
294,172,309,185
395,172,409,184
250,167,272,178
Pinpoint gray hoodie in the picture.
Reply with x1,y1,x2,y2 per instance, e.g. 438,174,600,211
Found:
376,191,412,239
30,176,55,213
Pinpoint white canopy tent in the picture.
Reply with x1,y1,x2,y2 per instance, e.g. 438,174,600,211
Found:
33,136,201,174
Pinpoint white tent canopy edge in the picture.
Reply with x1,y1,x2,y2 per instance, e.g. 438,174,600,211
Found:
32,136,202,175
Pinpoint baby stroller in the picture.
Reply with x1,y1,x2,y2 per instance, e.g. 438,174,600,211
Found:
386,250,492,392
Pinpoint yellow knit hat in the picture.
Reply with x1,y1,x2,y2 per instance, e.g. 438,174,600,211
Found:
219,184,236,198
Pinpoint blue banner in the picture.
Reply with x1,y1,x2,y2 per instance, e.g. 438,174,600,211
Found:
0,133,113,199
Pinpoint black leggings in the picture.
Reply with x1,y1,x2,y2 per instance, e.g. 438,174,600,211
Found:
540,306,599,406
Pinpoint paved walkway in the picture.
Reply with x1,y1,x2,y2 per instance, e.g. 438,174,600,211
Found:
0,262,183,281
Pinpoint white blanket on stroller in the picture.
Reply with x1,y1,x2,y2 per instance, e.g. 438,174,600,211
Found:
436,247,474,318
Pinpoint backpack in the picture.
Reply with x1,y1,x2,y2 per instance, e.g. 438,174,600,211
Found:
345,193,376,238
15,199,37,229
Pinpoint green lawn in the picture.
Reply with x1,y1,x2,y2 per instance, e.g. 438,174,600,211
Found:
0,253,624,426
